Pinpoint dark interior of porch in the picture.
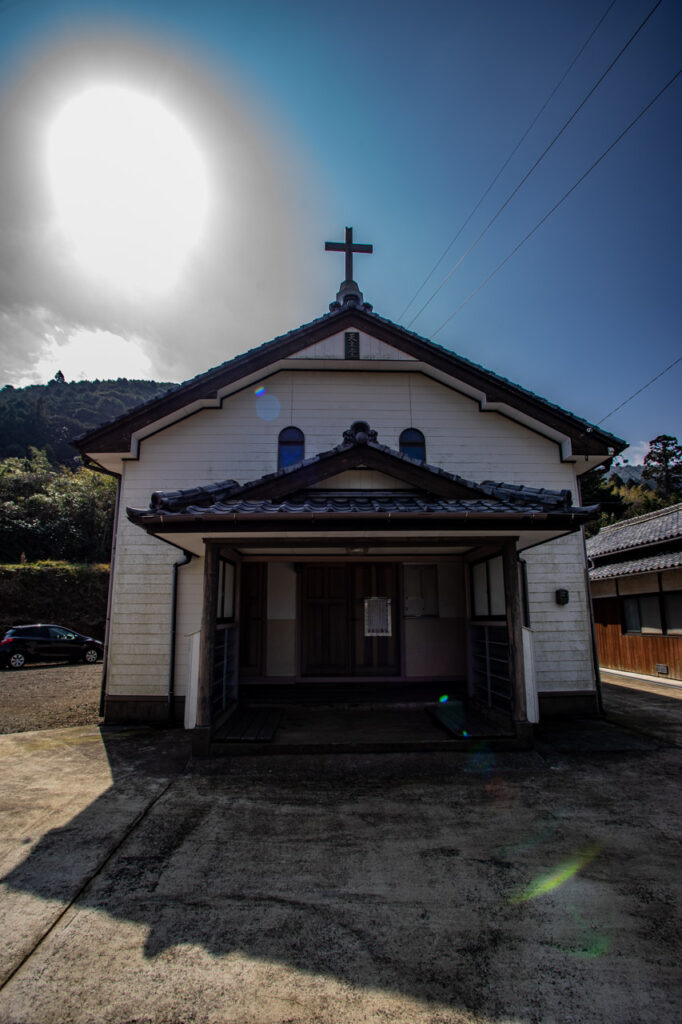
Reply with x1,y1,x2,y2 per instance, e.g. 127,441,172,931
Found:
209,693,520,756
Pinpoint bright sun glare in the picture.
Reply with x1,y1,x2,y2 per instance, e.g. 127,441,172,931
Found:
47,84,209,293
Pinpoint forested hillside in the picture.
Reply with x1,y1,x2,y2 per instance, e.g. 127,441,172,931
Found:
0,376,175,466
0,449,116,563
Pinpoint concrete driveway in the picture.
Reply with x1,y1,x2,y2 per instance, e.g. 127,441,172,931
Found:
0,685,680,1024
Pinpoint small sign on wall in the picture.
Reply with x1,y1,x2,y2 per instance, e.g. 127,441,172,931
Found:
364,596,392,636
345,331,360,359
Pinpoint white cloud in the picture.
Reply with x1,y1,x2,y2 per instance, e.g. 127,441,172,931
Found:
617,441,649,466
17,327,156,385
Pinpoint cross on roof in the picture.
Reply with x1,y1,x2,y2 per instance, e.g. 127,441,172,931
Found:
325,226,373,285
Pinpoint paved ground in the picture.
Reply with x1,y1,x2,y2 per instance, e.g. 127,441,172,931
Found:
0,684,680,1024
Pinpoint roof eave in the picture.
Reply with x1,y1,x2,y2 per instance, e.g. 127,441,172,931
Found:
74,304,626,458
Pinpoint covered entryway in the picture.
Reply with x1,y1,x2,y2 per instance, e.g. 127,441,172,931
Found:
127,420,599,753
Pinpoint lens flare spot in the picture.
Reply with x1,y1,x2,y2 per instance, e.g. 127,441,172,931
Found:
464,744,496,775
509,843,602,905
255,393,281,421
438,694,449,703
462,730,469,737
254,386,266,397
566,904,613,959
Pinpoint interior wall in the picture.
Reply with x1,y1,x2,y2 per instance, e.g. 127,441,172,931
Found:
265,562,296,676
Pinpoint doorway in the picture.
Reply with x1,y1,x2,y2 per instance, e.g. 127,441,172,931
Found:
300,563,400,677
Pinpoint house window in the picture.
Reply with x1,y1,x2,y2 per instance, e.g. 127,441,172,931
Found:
217,559,235,622
664,592,682,635
622,590,682,636
278,426,304,469
471,556,506,619
399,428,426,462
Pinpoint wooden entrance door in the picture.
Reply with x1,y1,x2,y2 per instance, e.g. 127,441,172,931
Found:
300,564,399,677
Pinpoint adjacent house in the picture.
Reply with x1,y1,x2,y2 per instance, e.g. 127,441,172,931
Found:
76,235,625,751
588,503,682,681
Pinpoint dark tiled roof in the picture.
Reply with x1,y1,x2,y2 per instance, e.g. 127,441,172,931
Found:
586,504,682,558
153,493,568,518
590,550,682,581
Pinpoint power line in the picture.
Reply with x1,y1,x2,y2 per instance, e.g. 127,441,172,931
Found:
595,356,682,427
407,0,665,329
398,0,618,323
431,67,681,337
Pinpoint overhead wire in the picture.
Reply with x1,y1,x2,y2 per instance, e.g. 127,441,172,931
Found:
398,0,618,323
592,356,682,428
430,67,681,337
407,0,665,329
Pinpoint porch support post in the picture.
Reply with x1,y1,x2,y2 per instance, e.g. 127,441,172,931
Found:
194,541,219,751
502,539,528,727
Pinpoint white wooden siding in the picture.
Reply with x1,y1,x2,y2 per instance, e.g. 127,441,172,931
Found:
524,532,595,693
106,363,591,699
131,370,576,490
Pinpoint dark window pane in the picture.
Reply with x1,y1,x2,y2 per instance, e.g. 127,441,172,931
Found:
399,428,426,462
664,591,682,635
622,597,640,633
639,594,662,634
278,427,304,470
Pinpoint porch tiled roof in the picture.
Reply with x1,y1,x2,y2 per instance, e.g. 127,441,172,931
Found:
589,549,682,581
586,503,682,558
167,493,571,517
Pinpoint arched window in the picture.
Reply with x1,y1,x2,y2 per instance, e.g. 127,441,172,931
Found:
399,428,426,462
278,426,304,469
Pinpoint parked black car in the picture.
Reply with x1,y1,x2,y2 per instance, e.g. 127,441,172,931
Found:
0,625,103,670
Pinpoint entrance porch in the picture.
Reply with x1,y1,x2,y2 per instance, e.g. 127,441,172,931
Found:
186,539,535,756
126,423,598,751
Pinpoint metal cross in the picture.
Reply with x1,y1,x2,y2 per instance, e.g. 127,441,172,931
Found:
325,227,373,283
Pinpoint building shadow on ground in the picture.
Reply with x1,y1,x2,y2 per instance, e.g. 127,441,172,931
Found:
1,723,679,1023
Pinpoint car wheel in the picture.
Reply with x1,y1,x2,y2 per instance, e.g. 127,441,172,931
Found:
83,647,99,664
9,651,25,669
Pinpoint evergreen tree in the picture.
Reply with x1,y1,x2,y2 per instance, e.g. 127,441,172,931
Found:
642,435,682,498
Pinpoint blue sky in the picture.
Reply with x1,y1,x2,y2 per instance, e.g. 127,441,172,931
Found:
0,0,679,462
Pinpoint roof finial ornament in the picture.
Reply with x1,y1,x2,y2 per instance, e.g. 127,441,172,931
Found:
343,420,377,445
325,227,374,311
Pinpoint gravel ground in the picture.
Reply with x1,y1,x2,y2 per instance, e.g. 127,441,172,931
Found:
0,662,102,733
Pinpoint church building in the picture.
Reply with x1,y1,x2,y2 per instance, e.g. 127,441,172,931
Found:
76,229,625,752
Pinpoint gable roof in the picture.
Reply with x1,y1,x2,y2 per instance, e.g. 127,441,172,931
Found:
128,421,597,530
590,550,682,581
587,503,682,559
74,302,625,460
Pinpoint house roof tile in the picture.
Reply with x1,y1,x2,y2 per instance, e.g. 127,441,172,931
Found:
586,503,682,558
589,549,682,581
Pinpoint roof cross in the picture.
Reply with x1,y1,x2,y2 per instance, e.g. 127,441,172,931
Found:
325,226,373,285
